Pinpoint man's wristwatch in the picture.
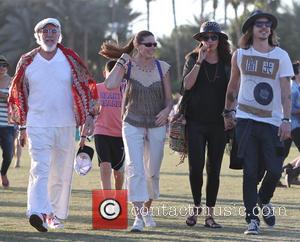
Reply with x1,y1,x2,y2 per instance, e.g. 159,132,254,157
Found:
19,126,26,131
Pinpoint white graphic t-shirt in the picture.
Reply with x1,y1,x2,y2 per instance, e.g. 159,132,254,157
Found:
236,47,294,127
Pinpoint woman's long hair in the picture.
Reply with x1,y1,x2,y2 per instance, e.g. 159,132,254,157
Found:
99,30,154,59
185,35,232,65
238,28,279,49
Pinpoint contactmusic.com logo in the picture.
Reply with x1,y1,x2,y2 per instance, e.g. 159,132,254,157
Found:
92,190,128,229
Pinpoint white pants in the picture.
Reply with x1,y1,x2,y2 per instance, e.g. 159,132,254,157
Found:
122,122,166,202
26,127,75,219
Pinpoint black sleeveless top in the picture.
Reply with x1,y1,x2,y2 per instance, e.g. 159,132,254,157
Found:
182,54,230,125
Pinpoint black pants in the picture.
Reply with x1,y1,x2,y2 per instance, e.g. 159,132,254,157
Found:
0,126,14,176
186,121,226,207
236,119,284,223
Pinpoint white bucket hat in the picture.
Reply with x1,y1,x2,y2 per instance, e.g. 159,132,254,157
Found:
74,145,94,176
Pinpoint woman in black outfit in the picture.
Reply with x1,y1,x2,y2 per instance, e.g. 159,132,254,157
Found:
182,21,231,228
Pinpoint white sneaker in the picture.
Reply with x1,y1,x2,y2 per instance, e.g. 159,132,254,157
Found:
142,213,156,227
47,215,64,229
244,219,260,235
130,217,144,232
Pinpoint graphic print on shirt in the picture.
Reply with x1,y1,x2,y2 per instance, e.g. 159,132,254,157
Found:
239,55,280,117
99,92,122,107
99,80,127,108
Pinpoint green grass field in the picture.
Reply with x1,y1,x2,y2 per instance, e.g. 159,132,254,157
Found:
0,143,299,242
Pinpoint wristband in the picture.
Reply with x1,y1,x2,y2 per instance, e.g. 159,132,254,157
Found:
116,61,126,70
119,57,126,64
282,118,290,122
19,126,26,131
88,113,95,119
223,109,236,114
80,135,91,141
222,109,236,118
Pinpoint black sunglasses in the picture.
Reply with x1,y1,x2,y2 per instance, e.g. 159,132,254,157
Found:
141,42,157,47
0,63,8,68
254,21,272,28
202,34,219,41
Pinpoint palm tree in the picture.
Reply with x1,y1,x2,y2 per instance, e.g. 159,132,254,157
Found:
224,0,228,28
228,0,242,42
145,0,155,30
213,0,218,20
200,0,206,20
171,0,181,82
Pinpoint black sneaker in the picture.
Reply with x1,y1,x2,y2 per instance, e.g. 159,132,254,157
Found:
261,203,275,227
244,219,260,235
29,213,48,232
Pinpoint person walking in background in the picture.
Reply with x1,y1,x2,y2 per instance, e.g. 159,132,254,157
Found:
8,18,98,232
94,60,126,190
99,30,173,232
282,61,300,187
224,10,294,235
0,55,14,188
283,156,300,187
181,21,231,228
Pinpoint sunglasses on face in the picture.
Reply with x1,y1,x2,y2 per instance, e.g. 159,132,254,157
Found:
0,63,8,68
254,21,272,28
39,28,58,34
141,42,157,47
202,34,219,41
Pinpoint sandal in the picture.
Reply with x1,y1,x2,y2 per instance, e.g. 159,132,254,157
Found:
204,216,222,228
1,175,9,188
186,206,202,227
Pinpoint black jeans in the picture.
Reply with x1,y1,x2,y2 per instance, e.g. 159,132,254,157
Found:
0,126,15,176
236,119,284,223
186,121,226,207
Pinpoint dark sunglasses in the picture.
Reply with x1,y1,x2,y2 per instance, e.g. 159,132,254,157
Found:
202,34,219,41
0,63,8,68
141,42,157,47
254,21,272,28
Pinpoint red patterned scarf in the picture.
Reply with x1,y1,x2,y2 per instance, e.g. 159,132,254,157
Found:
8,43,98,126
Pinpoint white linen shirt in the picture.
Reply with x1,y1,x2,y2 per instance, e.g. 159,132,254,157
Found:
25,49,76,127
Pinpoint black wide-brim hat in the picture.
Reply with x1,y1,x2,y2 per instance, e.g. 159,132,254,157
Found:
242,10,278,34
193,21,228,41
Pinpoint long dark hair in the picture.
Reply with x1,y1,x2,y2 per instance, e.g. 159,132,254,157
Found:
185,35,232,65
238,27,279,49
99,30,154,59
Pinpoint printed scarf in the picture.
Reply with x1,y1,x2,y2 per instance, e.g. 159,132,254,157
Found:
8,43,98,126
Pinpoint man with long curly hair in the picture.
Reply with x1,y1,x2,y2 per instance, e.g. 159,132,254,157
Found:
224,10,294,235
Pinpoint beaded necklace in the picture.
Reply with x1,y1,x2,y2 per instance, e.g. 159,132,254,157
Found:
203,61,219,83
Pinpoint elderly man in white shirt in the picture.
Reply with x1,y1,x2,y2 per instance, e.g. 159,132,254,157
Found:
8,18,98,232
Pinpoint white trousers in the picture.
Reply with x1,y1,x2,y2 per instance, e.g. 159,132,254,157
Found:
122,122,166,202
26,127,75,219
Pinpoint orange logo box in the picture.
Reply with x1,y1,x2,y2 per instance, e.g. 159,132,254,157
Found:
92,189,128,229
